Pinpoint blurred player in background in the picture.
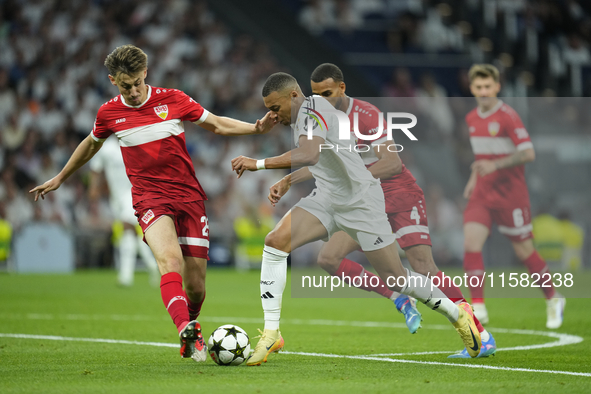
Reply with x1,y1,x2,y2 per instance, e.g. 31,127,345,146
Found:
89,136,159,287
232,72,483,366
463,64,565,329
308,63,495,358
31,44,276,362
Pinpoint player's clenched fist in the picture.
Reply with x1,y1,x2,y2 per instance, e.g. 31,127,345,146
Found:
231,156,257,178
268,177,290,207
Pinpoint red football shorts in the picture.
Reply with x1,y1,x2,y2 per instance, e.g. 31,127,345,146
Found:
135,200,210,259
384,191,432,249
464,198,533,242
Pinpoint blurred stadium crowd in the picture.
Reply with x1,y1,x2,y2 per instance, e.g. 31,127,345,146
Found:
0,0,588,269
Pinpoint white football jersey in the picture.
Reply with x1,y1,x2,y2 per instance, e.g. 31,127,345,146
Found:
293,95,379,206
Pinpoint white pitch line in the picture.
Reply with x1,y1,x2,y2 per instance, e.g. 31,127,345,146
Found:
4,312,582,353
0,333,178,348
365,328,583,356
1,333,589,378
281,351,591,377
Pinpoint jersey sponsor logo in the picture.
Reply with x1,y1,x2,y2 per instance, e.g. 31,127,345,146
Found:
115,118,126,124
260,280,275,285
141,209,155,224
488,121,500,137
469,126,476,133
154,105,169,120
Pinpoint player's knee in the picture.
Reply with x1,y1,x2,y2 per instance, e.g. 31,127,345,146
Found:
317,252,340,275
264,228,289,251
157,255,183,274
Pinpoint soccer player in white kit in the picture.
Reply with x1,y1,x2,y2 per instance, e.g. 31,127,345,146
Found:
231,73,482,365
89,136,159,287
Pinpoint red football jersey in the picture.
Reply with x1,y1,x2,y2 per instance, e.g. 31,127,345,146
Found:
90,85,208,207
466,100,533,206
349,98,421,194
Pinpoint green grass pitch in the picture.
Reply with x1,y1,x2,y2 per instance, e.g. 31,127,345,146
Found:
1,269,590,393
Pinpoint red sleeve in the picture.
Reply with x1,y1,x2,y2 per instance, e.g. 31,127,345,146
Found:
356,107,388,145
175,90,209,123
503,107,532,150
90,105,113,142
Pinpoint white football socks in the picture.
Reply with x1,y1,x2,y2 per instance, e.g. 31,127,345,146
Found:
260,245,288,330
400,269,459,323
118,230,137,286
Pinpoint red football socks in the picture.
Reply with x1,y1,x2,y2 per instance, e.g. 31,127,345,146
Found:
160,272,190,333
464,252,485,304
335,258,394,298
523,251,556,299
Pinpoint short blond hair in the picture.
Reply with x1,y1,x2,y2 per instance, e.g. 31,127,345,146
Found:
104,45,148,78
468,64,500,83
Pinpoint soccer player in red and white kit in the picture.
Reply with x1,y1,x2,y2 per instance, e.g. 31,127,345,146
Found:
30,45,277,362
463,64,565,329
306,63,495,358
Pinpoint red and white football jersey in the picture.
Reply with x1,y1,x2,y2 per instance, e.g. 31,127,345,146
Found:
349,98,421,194
466,100,533,206
90,85,209,207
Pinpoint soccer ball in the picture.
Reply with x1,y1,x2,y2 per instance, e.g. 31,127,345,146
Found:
207,324,251,366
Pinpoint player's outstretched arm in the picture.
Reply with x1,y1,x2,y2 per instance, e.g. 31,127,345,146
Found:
231,136,323,178
367,141,403,179
197,111,277,136
30,135,103,201
268,168,314,206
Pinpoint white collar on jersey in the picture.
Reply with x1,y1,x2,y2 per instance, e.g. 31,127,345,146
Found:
477,99,503,119
344,95,354,115
120,85,153,109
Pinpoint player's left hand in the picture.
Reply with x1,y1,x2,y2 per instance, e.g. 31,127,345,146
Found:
472,159,497,176
231,156,257,178
255,111,278,134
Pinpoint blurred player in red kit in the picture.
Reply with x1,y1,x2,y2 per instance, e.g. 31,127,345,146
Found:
463,64,565,329
307,63,495,358
30,45,276,361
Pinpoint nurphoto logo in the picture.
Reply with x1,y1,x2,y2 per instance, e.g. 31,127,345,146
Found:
304,108,418,152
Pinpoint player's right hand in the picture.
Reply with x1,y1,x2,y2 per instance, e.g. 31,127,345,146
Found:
268,177,290,207
29,177,61,201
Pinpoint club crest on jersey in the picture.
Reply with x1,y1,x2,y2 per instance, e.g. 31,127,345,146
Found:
154,105,168,120
141,209,155,224
488,121,500,137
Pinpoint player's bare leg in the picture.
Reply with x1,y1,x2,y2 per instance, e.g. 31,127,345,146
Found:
145,216,205,361
364,242,481,357
317,232,422,333
463,221,490,323
512,238,564,328
248,207,328,366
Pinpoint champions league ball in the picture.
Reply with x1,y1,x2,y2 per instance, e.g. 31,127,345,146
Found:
207,324,251,366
